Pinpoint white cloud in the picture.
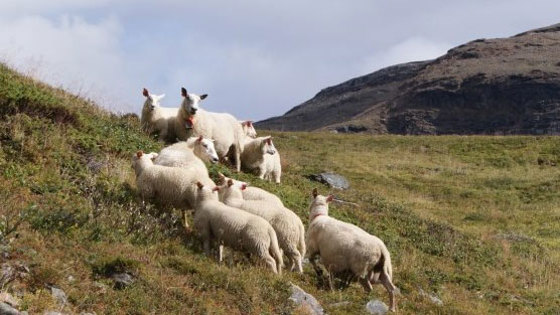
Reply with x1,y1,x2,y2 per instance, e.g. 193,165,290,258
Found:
0,14,133,112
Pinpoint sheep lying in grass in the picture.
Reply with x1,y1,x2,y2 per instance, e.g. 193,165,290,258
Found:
305,188,397,312
241,136,282,183
132,150,214,228
221,179,305,273
217,173,283,207
240,120,257,138
140,88,178,141
154,136,219,169
175,87,245,172
193,182,283,274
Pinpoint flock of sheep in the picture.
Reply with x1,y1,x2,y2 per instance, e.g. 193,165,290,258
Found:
135,87,397,311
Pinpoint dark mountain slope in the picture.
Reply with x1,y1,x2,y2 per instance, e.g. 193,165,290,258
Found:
257,23,560,135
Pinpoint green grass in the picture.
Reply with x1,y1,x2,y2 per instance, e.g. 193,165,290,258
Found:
1,63,559,314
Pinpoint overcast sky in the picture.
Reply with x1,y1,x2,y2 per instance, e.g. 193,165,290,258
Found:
0,1,558,121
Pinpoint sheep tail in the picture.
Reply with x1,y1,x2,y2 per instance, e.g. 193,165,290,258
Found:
268,227,283,275
298,222,306,258
381,245,393,280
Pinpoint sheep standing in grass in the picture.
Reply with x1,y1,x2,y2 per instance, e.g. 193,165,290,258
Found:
305,189,397,312
175,87,245,172
221,179,305,273
154,136,219,169
217,173,283,207
193,182,283,274
241,136,282,183
132,151,214,228
140,88,178,141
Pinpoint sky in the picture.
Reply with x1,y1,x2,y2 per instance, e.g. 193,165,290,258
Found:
0,1,559,121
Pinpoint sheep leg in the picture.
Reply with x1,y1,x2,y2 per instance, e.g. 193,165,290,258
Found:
218,245,224,263
262,253,278,274
182,209,190,229
203,239,211,257
258,166,266,180
327,271,335,291
286,247,303,274
380,273,397,312
309,254,323,277
234,145,241,172
296,257,303,274
359,277,373,292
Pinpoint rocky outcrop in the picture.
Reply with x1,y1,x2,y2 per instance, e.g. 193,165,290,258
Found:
257,23,560,135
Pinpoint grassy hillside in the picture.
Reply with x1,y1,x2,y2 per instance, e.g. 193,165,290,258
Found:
1,64,559,314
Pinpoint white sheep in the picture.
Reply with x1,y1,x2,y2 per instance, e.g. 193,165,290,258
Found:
154,136,219,170
175,87,245,172
217,173,284,207
193,182,283,274
305,189,397,312
240,120,257,138
140,88,179,142
132,150,215,228
221,179,306,273
240,136,282,183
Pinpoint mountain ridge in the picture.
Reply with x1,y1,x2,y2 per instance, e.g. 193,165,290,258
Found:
257,23,560,135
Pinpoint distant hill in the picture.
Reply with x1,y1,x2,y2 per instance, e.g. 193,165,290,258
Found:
257,23,560,135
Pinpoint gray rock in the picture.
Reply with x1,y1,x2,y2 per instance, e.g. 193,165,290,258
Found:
310,172,350,190
49,286,67,305
419,288,443,306
0,292,19,307
0,302,20,315
366,299,389,315
43,312,66,315
1,264,15,287
111,273,135,289
288,283,324,315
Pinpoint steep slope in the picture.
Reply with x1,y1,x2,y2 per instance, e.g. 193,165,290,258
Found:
257,23,560,135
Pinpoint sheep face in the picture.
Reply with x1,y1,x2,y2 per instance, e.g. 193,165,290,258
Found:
261,137,276,155
131,151,158,175
242,121,257,138
181,87,207,115
195,136,219,164
221,179,246,200
142,88,165,111
195,182,219,204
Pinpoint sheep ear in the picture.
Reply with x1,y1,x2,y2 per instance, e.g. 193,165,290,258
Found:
142,88,149,97
227,179,234,187
136,151,143,158
312,188,318,198
218,172,225,179
200,94,208,100
196,182,204,189
212,186,220,192
241,183,247,190
181,87,187,97
248,121,253,127
326,194,334,203
197,135,203,142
